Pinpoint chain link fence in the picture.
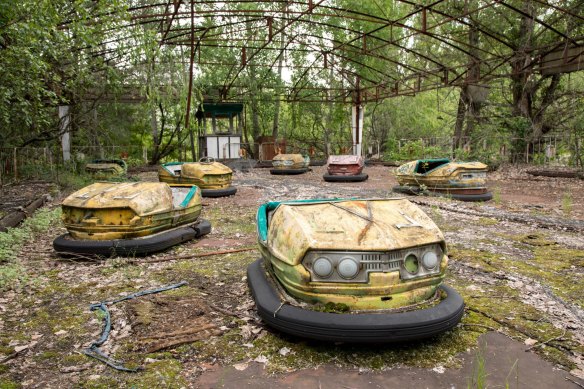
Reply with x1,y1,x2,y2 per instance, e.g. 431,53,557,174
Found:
0,145,147,184
1,134,581,184
380,134,583,168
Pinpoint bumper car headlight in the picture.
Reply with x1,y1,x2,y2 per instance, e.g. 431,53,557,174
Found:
422,251,438,269
337,257,359,279
313,257,333,278
404,253,419,274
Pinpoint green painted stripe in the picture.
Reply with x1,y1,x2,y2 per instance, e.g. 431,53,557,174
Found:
179,186,198,208
162,161,184,174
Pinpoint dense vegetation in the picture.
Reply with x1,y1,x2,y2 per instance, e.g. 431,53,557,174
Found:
0,0,583,168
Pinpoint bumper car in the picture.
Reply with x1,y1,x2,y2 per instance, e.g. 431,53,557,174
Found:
247,198,464,343
270,154,310,175
323,155,368,182
394,158,492,201
158,158,237,198
53,182,211,257
85,159,127,179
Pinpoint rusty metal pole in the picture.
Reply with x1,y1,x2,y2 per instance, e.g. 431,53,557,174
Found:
185,0,196,161
352,77,363,156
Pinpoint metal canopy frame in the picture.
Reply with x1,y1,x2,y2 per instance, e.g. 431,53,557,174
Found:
73,0,584,103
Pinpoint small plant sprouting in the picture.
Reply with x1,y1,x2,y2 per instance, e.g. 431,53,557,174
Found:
467,339,487,389
562,192,573,217
492,187,502,205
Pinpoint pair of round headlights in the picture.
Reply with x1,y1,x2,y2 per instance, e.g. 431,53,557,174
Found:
313,251,440,279
313,257,359,279
404,251,439,274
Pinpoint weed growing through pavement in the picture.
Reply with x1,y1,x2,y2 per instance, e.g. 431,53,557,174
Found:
467,338,487,389
562,192,572,217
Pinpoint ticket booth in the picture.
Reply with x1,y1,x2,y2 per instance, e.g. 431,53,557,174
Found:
196,103,243,160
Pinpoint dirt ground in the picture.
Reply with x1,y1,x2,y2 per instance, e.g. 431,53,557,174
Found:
0,164,583,388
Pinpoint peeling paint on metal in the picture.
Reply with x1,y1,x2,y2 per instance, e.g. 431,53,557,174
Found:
61,182,202,240
159,161,233,189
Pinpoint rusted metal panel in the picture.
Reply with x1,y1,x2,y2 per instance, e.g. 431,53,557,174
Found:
61,183,202,240
326,155,364,175
540,45,584,75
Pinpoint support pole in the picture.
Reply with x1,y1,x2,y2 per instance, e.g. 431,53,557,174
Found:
185,0,196,161
351,105,364,157
352,81,364,156
59,105,71,162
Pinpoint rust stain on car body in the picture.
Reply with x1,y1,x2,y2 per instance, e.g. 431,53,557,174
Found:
158,160,233,190
85,159,127,179
271,154,310,169
257,199,448,310
326,155,364,176
61,182,202,240
396,158,488,194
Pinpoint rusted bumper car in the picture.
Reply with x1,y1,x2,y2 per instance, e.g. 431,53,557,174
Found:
270,154,310,175
53,182,211,257
158,158,237,197
247,198,464,343
85,159,127,179
323,155,368,182
394,158,492,202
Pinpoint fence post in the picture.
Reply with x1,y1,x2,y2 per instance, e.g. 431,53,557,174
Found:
13,148,17,180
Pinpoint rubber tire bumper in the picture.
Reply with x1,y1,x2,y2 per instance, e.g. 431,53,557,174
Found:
247,259,465,343
392,185,421,195
53,219,212,257
270,168,309,175
392,185,493,202
201,186,237,198
448,191,493,202
323,173,368,182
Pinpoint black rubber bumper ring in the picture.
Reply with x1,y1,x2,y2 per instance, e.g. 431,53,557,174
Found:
54,219,212,257
323,173,368,182
201,187,237,198
392,186,493,202
270,168,309,175
247,258,464,343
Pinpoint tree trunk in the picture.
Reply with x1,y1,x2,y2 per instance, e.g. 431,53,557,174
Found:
453,17,481,156
509,1,562,149
453,92,467,152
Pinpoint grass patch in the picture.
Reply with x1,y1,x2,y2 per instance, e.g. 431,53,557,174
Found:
448,245,583,369
492,187,501,205
477,217,498,226
127,359,186,388
192,323,479,374
562,192,573,217
0,207,61,291
203,205,256,236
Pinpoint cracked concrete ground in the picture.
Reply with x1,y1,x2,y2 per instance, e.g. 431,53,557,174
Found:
1,164,583,388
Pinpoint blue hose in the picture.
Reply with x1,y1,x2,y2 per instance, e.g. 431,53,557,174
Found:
83,281,188,372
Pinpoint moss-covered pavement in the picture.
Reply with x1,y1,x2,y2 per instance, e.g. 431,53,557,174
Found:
0,165,583,388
